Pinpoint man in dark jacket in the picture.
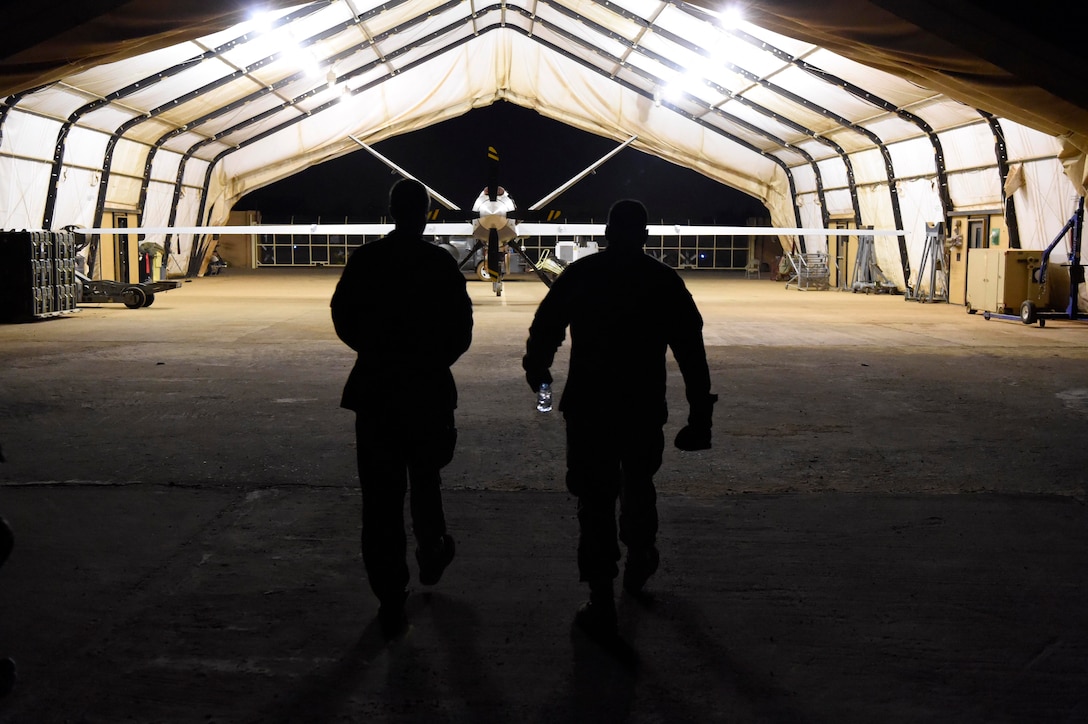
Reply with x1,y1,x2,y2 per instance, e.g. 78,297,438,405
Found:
331,179,473,637
523,199,716,639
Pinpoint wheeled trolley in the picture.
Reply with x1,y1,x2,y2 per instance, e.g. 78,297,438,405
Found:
76,270,182,309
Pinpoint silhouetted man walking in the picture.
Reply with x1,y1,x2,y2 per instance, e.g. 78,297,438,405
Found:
331,179,473,637
523,199,716,639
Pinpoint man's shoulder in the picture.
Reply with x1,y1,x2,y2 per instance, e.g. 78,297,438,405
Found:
348,234,455,263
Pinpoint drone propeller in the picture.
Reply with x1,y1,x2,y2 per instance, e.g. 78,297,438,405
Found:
484,147,504,292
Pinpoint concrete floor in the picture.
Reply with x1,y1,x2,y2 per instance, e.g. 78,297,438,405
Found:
0,268,1086,722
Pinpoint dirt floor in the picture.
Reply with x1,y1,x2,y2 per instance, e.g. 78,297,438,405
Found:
0,268,1086,722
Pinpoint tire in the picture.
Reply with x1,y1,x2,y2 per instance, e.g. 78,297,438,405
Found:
142,293,156,307
1019,300,1037,325
476,260,491,281
966,303,976,314
122,286,147,309
983,311,991,320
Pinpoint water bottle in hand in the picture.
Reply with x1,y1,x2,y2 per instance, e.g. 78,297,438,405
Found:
536,382,553,413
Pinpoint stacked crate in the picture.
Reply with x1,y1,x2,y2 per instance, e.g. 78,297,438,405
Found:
53,231,78,313
0,230,79,322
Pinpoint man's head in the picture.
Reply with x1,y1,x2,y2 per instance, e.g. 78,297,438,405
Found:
604,199,649,250
389,179,431,231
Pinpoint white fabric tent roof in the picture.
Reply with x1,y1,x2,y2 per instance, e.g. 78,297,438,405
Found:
2,0,1086,291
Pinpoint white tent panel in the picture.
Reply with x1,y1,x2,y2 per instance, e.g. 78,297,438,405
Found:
742,86,842,141
774,66,883,123
946,169,1001,210
898,177,946,295
790,164,818,196
80,105,147,135
536,13,629,62
823,126,880,155
1000,120,1066,162
150,149,183,183
164,215,200,275
853,182,902,284
513,35,786,199
816,157,850,189
714,100,796,143
1,111,61,161
638,31,712,78
906,98,983,132
104,174,143,212
740,22,819,60
823,188,854,218
111,138,152,183
51,166,102,228
219,25,300,71
937,125,1000,172
124,117,182,146
14,87,89,119
887,136,937,179
656,3,721,46
382,3,470,50
858,115,927,146
217,53,480,207
189,91,287,138
796,139,841,163
59,42,207,100
803,48,943,112
697,114,788,156
848,148,891,186
143,180,179,231
702,64,758,98
795,197,828,253
182,158,210,190
624,49,684,91
274,2,354,47
221,108,308,150
123,63,232,113
295,85,354,114
159,131,214,156
63,126,110,169
271,73,337,107
723,41,802,82
1012,160,1081,249
572,0,649,36
0,157,50,230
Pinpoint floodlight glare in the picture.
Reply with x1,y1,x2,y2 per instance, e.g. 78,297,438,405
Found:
250,10,274,35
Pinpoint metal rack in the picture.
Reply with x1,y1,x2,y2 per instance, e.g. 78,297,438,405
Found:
785,252,831,290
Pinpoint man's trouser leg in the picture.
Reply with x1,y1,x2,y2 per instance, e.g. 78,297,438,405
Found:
618,425,663,552
356,416,410,603
406,414,455,546
566,418,621,583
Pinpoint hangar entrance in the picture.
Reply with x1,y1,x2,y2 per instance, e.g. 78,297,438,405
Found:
249,224,753,272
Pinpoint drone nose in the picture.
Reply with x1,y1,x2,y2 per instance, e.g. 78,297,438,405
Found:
478,200,508,230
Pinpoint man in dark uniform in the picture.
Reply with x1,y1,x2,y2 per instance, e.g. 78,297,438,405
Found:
523,199,716,639
331,179,474,637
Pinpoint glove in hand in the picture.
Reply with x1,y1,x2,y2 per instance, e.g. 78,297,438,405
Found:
674,425,711,451
675,393,718,451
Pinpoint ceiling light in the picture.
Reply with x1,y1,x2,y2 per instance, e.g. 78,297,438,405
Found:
250,10,274,35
